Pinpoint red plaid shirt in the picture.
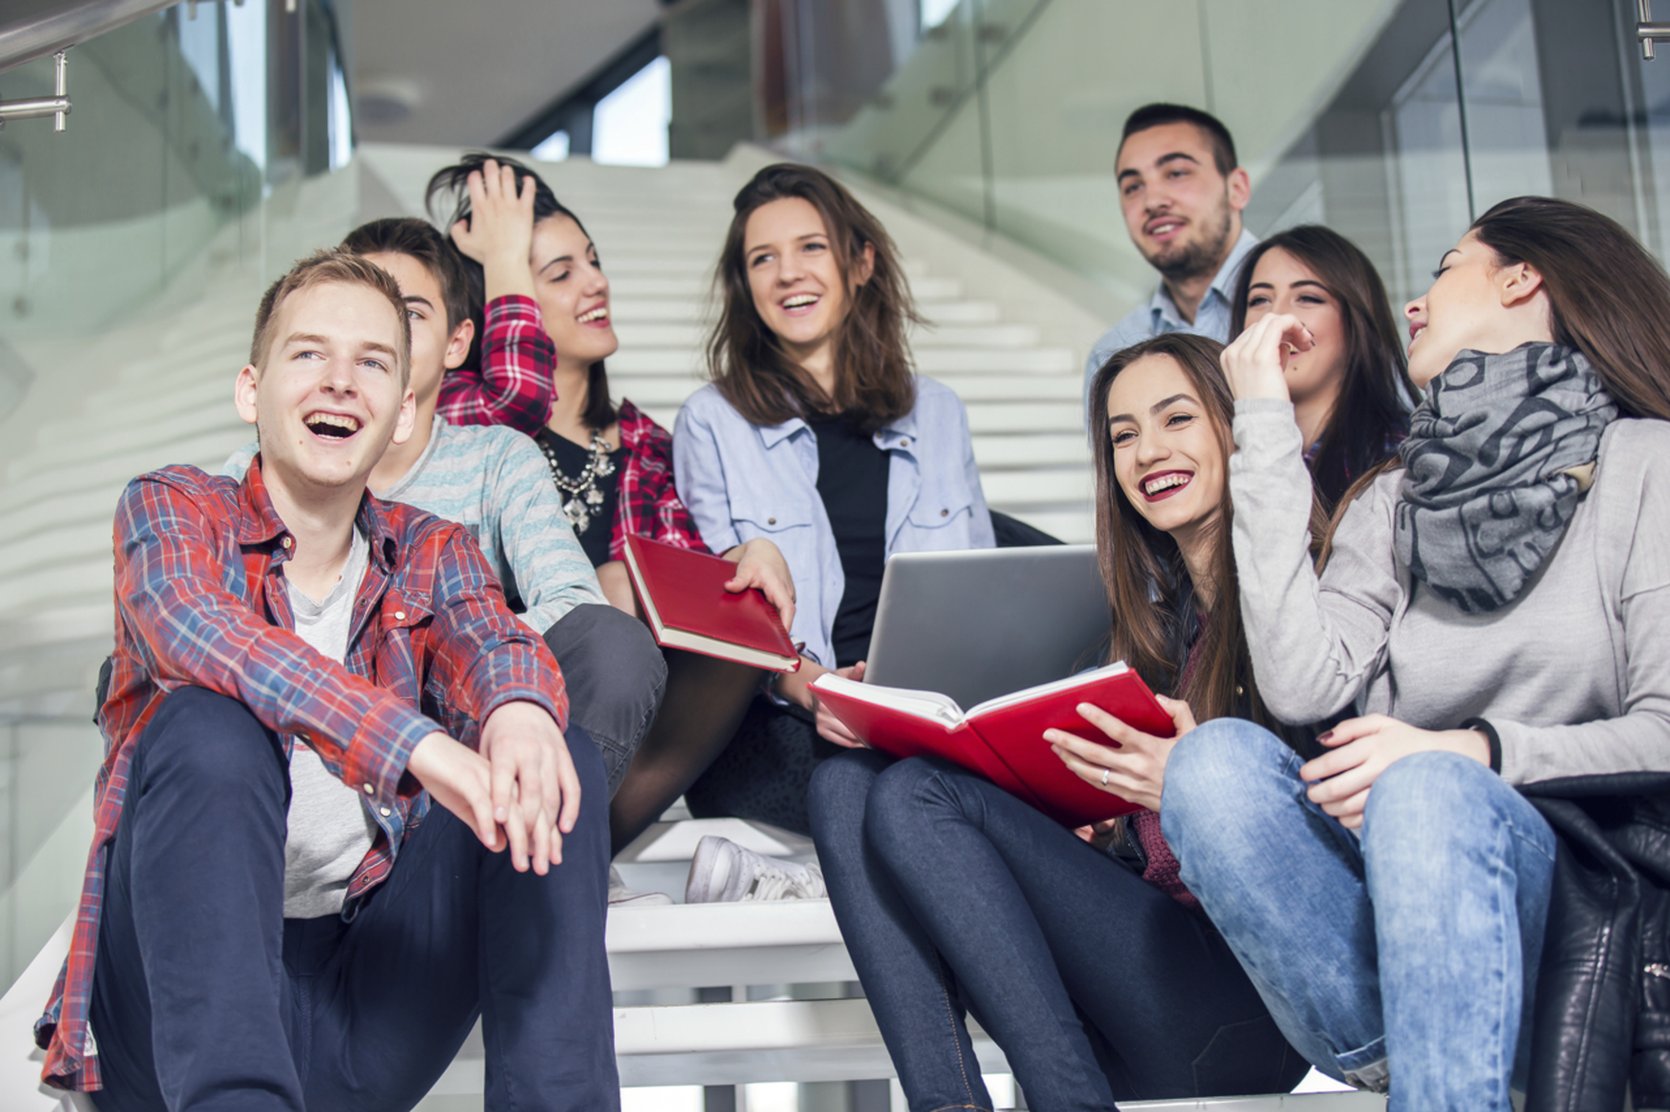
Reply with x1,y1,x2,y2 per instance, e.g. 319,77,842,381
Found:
436,295,557,431
36,458,567,1092
611,398,707,558
436,295,707,557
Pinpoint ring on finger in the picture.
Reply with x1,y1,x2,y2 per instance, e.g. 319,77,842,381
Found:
1100,767,1110,787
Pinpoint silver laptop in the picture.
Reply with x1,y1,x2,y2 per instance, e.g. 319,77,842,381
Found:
864,545,1112,710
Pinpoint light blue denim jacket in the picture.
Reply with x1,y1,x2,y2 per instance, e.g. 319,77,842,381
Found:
673,377,996,669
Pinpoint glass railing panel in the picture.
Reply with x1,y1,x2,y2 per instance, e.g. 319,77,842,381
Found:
0,0,359,988
1618,0,1670,262
1453,0,1555,211
1206,0,1469,309
0,18,173,341
973,0,1213,310
820,0,982,178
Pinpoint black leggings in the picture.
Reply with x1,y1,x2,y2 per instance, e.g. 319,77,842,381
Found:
682,699,834,836
608,648,763,854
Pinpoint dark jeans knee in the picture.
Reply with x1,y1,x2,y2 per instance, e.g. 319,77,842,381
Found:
135,686,287,802
862,757,962,858
544,605,667,792
807,748,889,843
561,723,611,840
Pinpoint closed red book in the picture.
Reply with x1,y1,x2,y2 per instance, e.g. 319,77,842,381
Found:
623,533,799,672
811,663,1174,826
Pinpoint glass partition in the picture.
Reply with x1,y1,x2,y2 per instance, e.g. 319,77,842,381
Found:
0,0,357,986
780,0,1670,318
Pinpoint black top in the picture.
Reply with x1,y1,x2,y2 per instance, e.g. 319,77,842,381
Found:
534,428,623,569
807,413,890,668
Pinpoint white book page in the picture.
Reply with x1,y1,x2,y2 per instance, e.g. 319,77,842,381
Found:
964,661,1131,719
621,540,665,638
811,674,965,727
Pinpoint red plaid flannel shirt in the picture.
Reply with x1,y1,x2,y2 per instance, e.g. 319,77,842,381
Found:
611,398,708,558
435,294,707,557
36,458,567,1091
436,295,557,431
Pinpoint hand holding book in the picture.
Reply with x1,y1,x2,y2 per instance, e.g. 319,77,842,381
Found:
1046,694,1197,813
623,534,799,671
811,663,1178,826
721,538,797,633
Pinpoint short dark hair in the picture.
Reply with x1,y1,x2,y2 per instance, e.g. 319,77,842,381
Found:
1120,103,1237,176
341,217,471,332
250,249,411,385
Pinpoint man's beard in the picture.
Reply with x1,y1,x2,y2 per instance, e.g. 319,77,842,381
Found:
1147,202,1235,284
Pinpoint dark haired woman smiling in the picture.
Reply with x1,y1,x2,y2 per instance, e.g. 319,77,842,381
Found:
806,333,1313,1108
1229,224,1415,513
424,153,796,860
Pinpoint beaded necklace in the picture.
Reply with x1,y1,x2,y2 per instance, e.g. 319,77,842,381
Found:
537,430,616,536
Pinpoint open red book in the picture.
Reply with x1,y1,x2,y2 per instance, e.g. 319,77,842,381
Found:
623,533,799,672
811,663,1175,826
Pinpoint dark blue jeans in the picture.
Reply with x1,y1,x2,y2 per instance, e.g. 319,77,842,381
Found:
89,686,618,1112
808,750,1306,1112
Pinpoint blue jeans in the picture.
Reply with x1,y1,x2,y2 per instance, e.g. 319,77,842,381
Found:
89,686,618,1112
1160,719,1557,1112
809,750,1307,1111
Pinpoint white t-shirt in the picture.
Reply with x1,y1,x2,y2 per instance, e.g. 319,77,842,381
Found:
282,527,379,919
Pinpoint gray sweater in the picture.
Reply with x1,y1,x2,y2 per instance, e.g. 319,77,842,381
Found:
1230,398,1670,785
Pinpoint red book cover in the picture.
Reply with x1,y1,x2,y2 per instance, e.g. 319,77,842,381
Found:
622,533,799,672
806,682,1048,812
812,664,1174,826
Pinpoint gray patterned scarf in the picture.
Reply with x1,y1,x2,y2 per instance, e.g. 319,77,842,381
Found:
1394,343,1617,613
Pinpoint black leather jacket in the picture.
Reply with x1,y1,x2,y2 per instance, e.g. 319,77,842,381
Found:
1524,772,1670,1112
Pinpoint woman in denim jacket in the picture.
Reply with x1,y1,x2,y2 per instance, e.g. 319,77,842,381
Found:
673,163,994,837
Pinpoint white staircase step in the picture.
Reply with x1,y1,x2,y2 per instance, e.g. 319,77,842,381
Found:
966,401,1083,433
606,274,961,301
615,320,1041,349
612,297,1001,324
426,997,1003,1092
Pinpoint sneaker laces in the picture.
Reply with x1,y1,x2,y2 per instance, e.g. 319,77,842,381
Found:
741,860,825,901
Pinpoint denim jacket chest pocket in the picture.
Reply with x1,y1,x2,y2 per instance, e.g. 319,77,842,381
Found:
729,477,817,538
905,471,977,533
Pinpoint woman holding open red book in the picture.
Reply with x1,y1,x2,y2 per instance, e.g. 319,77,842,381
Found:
671,163,995,840
807,333,1317,1107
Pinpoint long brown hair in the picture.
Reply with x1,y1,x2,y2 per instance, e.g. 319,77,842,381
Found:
1472,196,1670,421
1320,195,1670,564
706,163,919,432
1229,225,1415,512
1090,333,1317,727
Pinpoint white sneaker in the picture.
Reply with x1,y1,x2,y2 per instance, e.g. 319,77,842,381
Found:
683,835,826,903
608,864,673,907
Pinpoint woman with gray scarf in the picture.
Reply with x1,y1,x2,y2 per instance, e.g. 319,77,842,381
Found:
1154,197,1670,1112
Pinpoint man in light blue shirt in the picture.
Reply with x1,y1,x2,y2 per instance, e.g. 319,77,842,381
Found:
1084,104,1258,401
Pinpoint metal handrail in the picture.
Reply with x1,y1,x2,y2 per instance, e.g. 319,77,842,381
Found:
0,0,180,74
